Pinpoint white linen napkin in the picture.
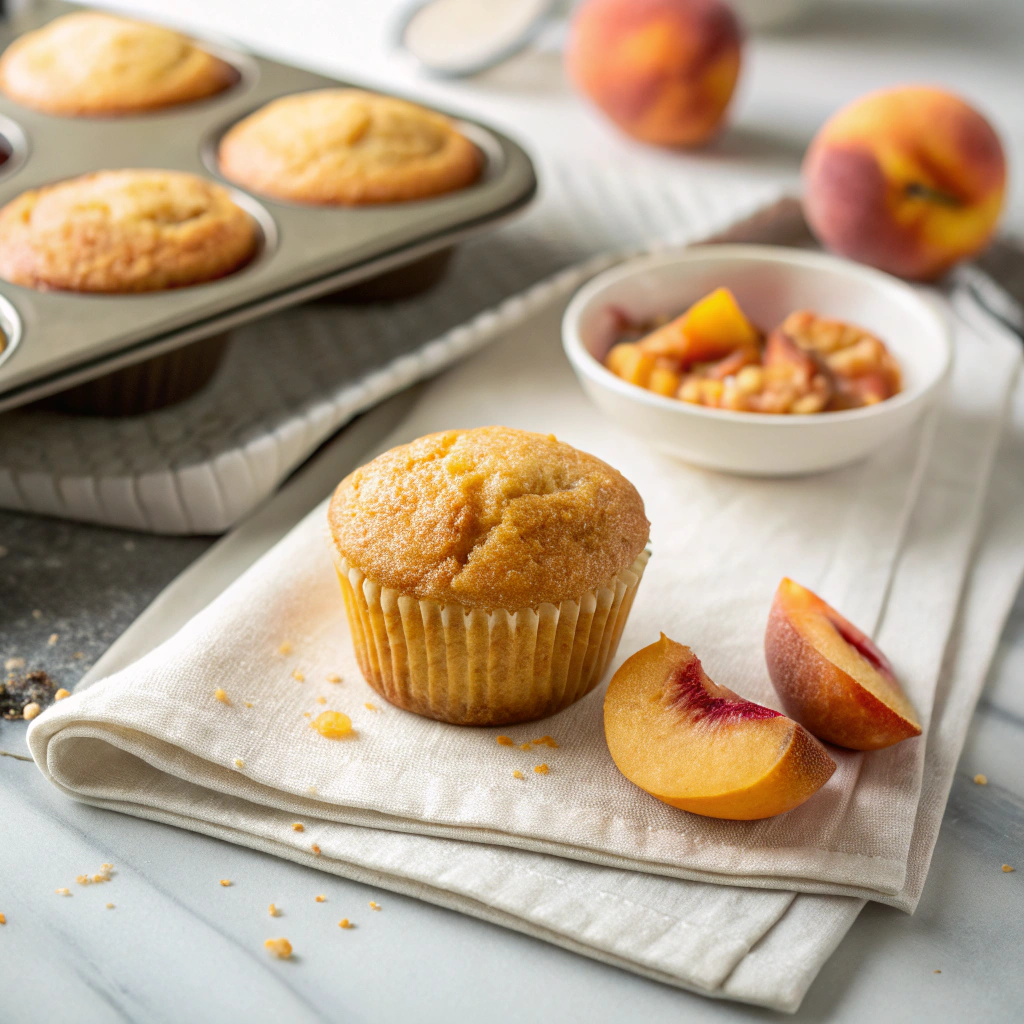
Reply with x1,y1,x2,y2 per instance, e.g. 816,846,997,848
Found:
28,255,1024,1012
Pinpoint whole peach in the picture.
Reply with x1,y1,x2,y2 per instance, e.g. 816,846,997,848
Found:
566,0,743,148
803,86,1007,281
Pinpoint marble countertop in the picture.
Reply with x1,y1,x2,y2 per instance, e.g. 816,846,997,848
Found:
2,1,1023,1020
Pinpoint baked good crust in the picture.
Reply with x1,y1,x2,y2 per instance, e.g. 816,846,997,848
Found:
328,426,650,610
217,89,483,205
0,12,238,117
0,169,258,293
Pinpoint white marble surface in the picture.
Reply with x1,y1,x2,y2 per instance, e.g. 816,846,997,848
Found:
2,0,1023,1019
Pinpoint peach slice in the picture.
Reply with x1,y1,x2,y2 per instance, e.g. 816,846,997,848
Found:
604,635,836,820
638,287,760,366
765,578,921,750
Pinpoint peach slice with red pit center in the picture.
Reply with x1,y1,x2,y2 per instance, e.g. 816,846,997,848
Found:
765,578,922,750
604,635,836,820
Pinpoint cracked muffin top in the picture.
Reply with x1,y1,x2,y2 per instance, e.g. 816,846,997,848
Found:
328,426,649,610
217,88,482,206
0,12,238,117
0,169,258,293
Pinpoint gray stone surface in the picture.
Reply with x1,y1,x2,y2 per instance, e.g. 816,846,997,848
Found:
0,510,210,692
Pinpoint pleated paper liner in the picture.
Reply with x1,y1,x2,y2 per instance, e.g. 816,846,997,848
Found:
333,547,650,726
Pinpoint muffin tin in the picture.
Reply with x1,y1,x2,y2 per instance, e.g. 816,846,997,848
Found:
0,2,537,412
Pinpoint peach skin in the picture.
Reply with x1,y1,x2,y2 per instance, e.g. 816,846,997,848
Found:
803,86,1006,281
765,578,922,750
604,635,836,820
566,0,742,148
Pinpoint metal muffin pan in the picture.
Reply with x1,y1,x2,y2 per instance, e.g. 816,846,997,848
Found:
0,2,537,412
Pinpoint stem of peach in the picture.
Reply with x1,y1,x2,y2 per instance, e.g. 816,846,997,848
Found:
904,182,962,207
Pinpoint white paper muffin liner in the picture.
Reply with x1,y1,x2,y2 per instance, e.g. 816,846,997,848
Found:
331,546,650,726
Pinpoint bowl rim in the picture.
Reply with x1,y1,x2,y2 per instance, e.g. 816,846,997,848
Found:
562,244,953,428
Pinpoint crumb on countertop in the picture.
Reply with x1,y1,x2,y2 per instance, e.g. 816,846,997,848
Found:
534,764,549,774
496,735,514,747
974,774,988,785
47,633,58,646
54,688,70,701
215,688,231,705
220,879,232,887
292,822,304,832
55,888,70,896
269,903,280,916
106,903,114,910
1003,864,1015,873
315,895,326,903
22,702,41,721
512,770,524,779
264,937,292,959
338,918,353,928
369,901,380,911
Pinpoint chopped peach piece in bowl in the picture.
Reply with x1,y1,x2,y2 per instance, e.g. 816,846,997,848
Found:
562,245,951,476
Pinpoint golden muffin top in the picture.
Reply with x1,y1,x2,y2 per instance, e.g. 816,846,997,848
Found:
0,169,258,293
0,12,238,117
328,426,649,610
217,88,482,205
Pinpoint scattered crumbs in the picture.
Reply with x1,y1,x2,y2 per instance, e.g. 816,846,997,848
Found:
326,674,342,684
220,879,232,887
315,695,326,705
5,657,25,671
269,903,280,917
934,969,941,974
76,868,112,886
54,688,70,701
2,670,59,720
338,918,353,929
311,844,321,856
22,702,41,721
55,888,70,896
0,912,5,924
364,702,379,712
512,770,524,780
102,864,113,870
264,937,292,959
277,642,293,656
974,774,988,785
532,735,559,749
519,742,531,751
311,710,354,739
292,822,305,832
32,609,42,619
315,895,326,903
106,903,114,910
47,633,58,646
307,786,317,796
534,764,549,775
215,688,231,705
496,735,514,747
244,702,253,708
369,901,381,911
303,712,311,718
73,652,84,660
292,670,305,683
1002,864,1015,873
234,758,245,769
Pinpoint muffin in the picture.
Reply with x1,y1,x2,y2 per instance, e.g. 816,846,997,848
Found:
0,169,259,293
218,89,483,205
328,427,650,726
0,12,238,117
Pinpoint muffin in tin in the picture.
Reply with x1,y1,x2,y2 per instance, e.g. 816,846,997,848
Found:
218,88,483,205
328,426,650,726
0,168,258,293
0,12,238,117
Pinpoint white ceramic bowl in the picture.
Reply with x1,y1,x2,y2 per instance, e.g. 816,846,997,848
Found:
562,245,952,477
